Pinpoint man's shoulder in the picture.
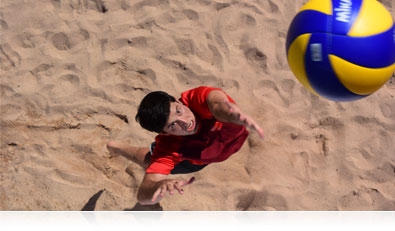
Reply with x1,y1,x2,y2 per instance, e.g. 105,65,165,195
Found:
182,86,221,95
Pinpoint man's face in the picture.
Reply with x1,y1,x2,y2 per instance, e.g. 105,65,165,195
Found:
162,101,198,136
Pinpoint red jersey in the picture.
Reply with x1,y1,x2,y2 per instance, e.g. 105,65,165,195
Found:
145,86,249,175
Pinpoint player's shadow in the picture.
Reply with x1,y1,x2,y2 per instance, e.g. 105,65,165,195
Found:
81,189,163,211
81,189,104,211
124,203,163,211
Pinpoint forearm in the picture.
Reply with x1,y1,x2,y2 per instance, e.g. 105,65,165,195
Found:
137,173,166,205
137,182,161,205
211,101,243,124
207,89,265,138
207,90,243,124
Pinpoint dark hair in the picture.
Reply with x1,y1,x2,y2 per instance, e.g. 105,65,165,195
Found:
135,91,176,133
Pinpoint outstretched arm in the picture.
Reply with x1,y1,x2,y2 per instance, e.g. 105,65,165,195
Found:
207,89,264,138
137,173,195,205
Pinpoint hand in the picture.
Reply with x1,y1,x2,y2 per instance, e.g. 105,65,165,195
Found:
151,177,195,202
224,100,265,138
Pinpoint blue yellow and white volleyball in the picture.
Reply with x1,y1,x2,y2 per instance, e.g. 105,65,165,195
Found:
286,0,395,101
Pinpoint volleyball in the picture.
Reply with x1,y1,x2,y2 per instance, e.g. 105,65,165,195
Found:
286,0,395,102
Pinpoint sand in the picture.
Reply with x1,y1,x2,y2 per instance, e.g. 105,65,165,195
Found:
0,0,394,211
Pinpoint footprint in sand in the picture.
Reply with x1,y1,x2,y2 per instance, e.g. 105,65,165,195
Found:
0,43,21,70
94,0,108,13
59,74,81,93
280,79,296,96
0,84,17,100
128,36,149,48
240,13,256,26
363,162,395,184
42,73,81,99
158,57,220,85
182,9,199,21
51,0,108,13
51,29,90,51
18,32,37,48
207,43,223,71
0,18,8,30
215,3,231,11
319,116,344,130
315,133,330,156
266,0,280,13
379,102,395,119
51,32,71,50
12,70,39,95
244,47,268,73
338,186,393,210
352,115,391,132
252,79,294,106
175,38,196,56
29,63,53,89
174,36,224,71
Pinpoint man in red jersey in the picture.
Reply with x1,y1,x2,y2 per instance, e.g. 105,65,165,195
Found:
107,86,264,205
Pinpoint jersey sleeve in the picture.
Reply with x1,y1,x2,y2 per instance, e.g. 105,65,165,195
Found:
145,135,183,175
145,155,178,175
180,86,235,119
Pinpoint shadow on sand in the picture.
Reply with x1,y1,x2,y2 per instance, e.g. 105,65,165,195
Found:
81,189,163,211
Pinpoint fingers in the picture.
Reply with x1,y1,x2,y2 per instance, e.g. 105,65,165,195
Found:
224,99,265,138
151,188,163,202
186,176,195,185
173,181,184,194
232,106,264,138
237,113,264,138
151,177,195,202
253,124,265,138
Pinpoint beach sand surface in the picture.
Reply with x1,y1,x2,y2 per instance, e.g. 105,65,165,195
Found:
0,0,394,211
